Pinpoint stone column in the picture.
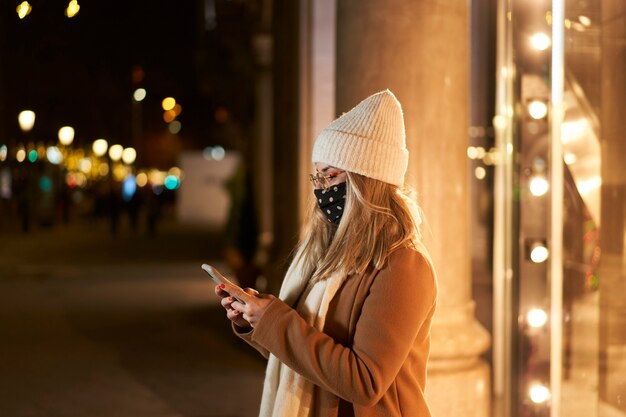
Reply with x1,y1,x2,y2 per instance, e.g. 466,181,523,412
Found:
335,1,491,416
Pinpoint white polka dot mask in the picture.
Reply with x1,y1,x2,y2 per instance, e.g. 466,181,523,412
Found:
313,182,347,224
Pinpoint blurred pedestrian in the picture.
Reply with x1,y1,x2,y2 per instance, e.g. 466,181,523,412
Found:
215,90,438,417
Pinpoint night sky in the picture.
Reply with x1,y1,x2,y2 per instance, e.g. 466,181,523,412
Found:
0,0,259,167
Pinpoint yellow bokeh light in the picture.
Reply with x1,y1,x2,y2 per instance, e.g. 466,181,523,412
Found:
530,33,551,51
161,97,176,111
528,100,548,119
17,1,32,19
108,144,123,161
163,110,176,123
136,172,148,187
173,104,182,116
98,162,109,177
65,0,80,18
168,166,182,178
113,164,129,181
92,139,108,157
148,169,166,186
121,147,137,165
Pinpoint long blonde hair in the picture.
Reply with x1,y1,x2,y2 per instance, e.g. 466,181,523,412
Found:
295,172,431,282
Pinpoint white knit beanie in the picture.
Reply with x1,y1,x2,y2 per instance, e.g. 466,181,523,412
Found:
312,89,408,187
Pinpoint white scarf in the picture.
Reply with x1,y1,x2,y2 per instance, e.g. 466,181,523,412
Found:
258,249,345,417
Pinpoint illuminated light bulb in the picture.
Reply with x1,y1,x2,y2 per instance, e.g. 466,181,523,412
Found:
564,153,577,165
168,121,181,134
133,88,146,102
108,144,123,161
92,139,108,157
528,100,548,119
161,97,176,111
529,384,551,404
527,308,548,328
530,33,551,51
58,126,75,146
18,110,36,132
578,15,591,27
529,176,549,196
65,0,80,18
16,1,32,19
46,146,63,165
530,243,549,263
475,166,486,180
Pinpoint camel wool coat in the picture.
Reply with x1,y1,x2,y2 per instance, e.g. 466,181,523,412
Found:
237,247,437,417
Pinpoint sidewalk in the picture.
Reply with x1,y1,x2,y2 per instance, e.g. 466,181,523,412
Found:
0,217,266,417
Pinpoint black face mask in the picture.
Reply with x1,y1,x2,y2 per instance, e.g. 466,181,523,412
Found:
314,182,347,224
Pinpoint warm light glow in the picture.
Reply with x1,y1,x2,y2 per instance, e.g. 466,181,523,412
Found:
113,164,130,181
0,145,7,162
564,153,577,165
530,33,551,51
135,172,148,187
16,148,26,163
168,166,182,178
133,88,146,102
467,146,478,159
78,158,92,174
121,147,137,164
18,110,36,132
108,144,123,161
92,139,108,157
168,121,181,134
161,97,176,111
493,115,506,130
578,15,591,27
173,104,182,116
16,1,32,19
46,146,63,165
65,0,80,18
149,169,166,185
530,243,549,263
529,176,549,196
528,100,548,119
475,166,486,180
58,126,75,146
98,162,109,176
163,110,176,123
529,384,551,404
527,308,548,328
578,175,601,195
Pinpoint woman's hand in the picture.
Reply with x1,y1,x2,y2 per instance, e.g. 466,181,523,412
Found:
214,283,276,329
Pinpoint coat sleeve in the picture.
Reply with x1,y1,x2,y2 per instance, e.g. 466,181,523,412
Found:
249,249,437,406
232,323,270,359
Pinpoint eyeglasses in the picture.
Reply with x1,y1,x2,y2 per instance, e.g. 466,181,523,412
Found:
309,170,345,191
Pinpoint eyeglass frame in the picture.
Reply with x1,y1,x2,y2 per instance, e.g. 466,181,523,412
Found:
308,170,346,191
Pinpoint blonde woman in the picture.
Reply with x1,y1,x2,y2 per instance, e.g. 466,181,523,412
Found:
216,90,437,417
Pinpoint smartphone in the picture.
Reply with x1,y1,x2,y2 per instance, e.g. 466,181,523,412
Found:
202,264,246,304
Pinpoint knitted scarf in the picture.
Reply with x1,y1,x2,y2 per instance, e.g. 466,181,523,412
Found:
258,248,345,417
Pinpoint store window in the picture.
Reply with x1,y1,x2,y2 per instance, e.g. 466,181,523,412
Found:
490,0,626,417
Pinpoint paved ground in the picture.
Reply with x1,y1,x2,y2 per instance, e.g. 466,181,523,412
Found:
0,216,266,417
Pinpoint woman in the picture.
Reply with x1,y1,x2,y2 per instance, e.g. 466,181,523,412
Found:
216,90,437,417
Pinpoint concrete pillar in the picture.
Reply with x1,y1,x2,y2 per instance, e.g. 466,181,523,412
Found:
335,1,491,416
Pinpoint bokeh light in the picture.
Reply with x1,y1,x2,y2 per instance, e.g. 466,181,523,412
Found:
16,148,26,163
18,110,35,132
121,147,137,164
527,308,548,328
528,100,548,119
28,149,38,163
529,384,550,404
108,144,123,161
0,145,7,162
168,121,181,134
530,33,551,51
58,126,75,146
164,175,180,190
161,97,176,111
16,1,32,19
529,176,549,196
530,243,549,263
136,172,148,187
65,0,80,18
46,146,63,165
92,139,108,157
122,174,137,202
133,88,147,102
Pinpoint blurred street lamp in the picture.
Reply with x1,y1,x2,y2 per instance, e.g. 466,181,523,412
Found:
108,144,123,161
92,139,108,157
16,1,32,19
121,147,136,165
58,126,75,146
18,110,36,133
